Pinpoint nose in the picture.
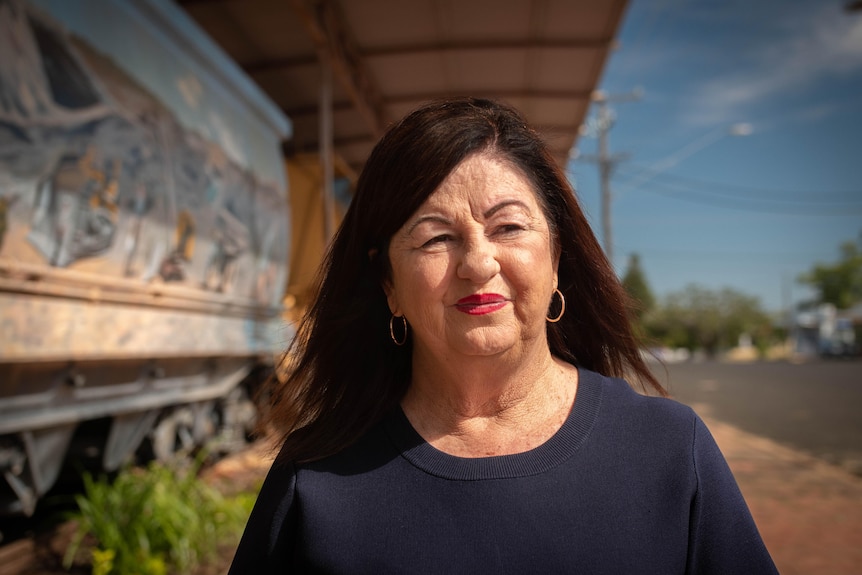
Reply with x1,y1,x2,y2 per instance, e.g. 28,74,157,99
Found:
456,234,500,283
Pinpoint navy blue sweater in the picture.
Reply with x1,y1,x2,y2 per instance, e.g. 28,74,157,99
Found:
229,368,778,574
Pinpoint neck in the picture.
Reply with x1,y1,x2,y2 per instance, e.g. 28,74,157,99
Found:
401,341,577,457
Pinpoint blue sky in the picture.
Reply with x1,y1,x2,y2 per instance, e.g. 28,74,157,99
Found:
567,0,862,312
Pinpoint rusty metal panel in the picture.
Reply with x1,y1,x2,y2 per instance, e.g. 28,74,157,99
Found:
0,0,294,363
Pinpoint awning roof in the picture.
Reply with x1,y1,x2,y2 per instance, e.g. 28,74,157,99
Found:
177,0,629,176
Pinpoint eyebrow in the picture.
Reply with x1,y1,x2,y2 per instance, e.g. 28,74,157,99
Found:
483,199,531,219
406,199,532,235
407,214,452,235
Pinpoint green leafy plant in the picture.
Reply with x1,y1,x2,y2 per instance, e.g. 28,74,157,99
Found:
64,455,255,574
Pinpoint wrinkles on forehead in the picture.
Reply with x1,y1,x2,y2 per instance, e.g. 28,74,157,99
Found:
406,199,536,237
403,153,543,226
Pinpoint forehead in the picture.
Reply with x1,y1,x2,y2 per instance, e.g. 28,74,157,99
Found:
420,153,542,212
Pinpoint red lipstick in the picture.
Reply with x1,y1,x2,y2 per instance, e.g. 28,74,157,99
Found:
455,293,508,315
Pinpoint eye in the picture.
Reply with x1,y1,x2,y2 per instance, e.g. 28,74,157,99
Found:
421,234,453,249
495,224,524,236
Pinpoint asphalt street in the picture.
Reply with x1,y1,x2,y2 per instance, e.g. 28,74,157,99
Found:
649,359,862,475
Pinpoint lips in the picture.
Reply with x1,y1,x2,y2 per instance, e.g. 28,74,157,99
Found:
454,293,508,315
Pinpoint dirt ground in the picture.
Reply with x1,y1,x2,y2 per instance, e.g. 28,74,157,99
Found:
703,416,862,575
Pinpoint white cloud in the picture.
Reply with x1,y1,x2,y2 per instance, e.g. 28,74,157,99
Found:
682,3,862,126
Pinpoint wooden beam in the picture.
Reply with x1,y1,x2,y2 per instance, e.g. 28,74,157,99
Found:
333,154,358,187
332,133,376,146
243,54,318,75
361,38,612,59
291,0,385,137
282,100,355,118
384,89,593,105
283,134,375,155
241,38,609,76
176,0,226,6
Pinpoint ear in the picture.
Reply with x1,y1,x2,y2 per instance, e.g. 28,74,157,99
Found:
383,279,401,316
552,248,560,290
550,231,561,273
371,248,401,315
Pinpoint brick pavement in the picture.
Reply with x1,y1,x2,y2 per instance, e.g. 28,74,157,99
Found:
702,415,862,575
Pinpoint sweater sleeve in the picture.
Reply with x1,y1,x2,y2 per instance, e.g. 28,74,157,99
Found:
685,415,778,574
228,458,298,574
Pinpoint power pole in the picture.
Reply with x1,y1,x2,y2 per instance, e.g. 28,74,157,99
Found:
596,98,615,263
575,89,640,265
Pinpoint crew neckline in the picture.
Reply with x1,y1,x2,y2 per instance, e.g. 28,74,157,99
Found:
382,366,604,480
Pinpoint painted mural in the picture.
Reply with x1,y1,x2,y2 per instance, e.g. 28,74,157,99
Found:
0,0,288,307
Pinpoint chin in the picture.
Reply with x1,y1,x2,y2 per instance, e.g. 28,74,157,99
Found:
449,330,519,358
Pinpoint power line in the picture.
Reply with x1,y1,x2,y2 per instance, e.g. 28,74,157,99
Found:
634,182,862,215
640,188,862,214
617,165,862,203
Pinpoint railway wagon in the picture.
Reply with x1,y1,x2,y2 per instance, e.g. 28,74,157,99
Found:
0,0,293,515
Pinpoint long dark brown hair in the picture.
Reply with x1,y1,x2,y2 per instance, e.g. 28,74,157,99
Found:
266,97,665,463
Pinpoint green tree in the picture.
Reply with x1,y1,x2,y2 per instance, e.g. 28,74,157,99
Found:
621,253,655,320
644,284,771,356
799,232,862,309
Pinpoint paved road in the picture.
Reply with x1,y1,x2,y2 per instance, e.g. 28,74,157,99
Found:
649,359,862,474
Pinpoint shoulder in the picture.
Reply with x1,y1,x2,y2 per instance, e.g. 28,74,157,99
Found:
575,367,715,476
230,419,402,573
582,367,698,432
228,457,298,573
581,368,736,478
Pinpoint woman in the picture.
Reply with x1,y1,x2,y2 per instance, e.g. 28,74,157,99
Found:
229,98,777,574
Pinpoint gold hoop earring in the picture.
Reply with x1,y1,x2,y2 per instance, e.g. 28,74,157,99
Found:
390,314,408,346
546,288,565,323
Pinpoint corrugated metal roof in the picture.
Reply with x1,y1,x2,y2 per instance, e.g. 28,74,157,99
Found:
177,0,628,175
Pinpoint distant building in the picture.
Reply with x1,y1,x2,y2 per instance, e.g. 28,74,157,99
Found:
794,303,860,357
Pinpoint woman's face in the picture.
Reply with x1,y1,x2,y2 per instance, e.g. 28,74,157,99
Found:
385,152,559,362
